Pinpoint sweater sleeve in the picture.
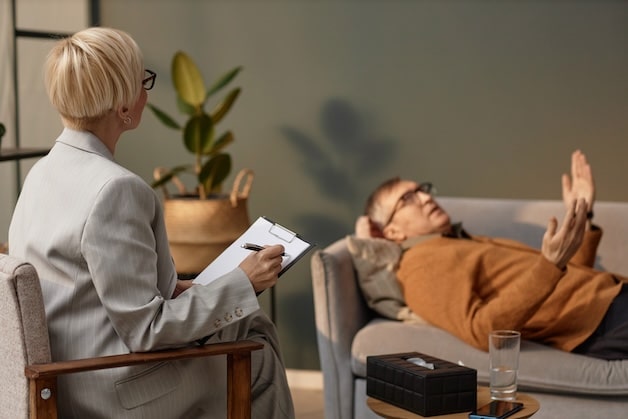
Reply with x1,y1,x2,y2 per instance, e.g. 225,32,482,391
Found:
569,226,602,267
461,257,564,350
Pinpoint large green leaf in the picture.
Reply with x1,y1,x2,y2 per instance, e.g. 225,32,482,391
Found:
210,88,241,124
175,94,196,117
172,51,206,107
146,104,181,130
183,114,214,154
204,131,234,156
199,153,232,194
206,66,242,98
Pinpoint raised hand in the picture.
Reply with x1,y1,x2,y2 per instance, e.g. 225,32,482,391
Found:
561,150,595,212
541,198,588,270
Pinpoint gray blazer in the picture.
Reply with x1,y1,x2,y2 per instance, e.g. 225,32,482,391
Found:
9,128,261,418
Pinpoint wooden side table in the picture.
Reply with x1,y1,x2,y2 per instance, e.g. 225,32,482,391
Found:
367,386,539,419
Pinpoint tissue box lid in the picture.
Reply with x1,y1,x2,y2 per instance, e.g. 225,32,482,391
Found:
366,351,477,417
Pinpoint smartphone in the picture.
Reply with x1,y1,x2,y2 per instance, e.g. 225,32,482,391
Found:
468,400,524,419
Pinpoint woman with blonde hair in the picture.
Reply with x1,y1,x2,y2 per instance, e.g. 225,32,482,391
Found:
9,27,294,418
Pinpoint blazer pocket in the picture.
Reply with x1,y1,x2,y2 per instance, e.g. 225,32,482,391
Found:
115,362,182,410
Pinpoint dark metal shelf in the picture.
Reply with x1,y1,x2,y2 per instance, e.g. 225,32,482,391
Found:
0,147,49,162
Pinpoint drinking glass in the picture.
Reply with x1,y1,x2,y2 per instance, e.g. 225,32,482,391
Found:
489,330,521,401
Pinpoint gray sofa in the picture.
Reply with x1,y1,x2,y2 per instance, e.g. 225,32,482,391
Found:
311,197,628,419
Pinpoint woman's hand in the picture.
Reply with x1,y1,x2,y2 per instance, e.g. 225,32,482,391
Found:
172,279,195,298
562,150,595,213
238,244,285,294
542,198,587,270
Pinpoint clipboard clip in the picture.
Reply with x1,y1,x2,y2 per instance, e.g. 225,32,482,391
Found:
269,222,296,243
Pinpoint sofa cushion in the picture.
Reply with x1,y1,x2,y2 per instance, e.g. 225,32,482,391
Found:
346,236,424,322
351,318,628,396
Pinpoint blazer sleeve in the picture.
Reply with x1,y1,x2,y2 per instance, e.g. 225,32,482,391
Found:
81,175,260,352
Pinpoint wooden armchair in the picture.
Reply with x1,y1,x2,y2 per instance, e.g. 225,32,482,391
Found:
0,253,262,419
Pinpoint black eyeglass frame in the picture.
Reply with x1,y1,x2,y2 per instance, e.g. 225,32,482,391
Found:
143,69,156,91
383,182,434,227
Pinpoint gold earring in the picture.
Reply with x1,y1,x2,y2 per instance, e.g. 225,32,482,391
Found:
124,116,132,125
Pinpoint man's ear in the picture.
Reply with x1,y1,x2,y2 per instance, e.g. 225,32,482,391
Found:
382,223,406,243
355,216,386,239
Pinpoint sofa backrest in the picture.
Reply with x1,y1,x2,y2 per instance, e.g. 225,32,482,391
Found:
438,197,628,275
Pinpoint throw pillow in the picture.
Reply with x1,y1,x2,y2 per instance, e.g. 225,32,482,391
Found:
346,235,425,323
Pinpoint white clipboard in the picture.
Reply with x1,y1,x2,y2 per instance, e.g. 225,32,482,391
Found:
193,216,314,285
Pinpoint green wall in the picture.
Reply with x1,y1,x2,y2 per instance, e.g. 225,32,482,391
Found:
5,0,628,371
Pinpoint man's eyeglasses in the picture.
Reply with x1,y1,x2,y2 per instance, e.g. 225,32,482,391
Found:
384,182,435,227
143,69,156,91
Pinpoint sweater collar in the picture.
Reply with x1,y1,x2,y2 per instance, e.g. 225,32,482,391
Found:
401,222,469,250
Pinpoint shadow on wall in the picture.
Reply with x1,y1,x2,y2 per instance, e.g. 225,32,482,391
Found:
280,98,398,246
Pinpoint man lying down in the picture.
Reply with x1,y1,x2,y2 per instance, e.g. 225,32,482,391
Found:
352,150,628,360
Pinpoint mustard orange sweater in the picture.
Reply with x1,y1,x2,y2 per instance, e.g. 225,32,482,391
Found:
397,228,626,352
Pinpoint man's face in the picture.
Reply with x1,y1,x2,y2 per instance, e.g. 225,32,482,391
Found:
381,180,452,242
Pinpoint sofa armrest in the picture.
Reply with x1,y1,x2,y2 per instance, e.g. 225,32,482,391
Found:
311,238,373,419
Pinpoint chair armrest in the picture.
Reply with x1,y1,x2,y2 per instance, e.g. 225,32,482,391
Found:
25,340,263,419
24,340,262,378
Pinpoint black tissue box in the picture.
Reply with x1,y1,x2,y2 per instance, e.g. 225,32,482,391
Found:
366,352,477,417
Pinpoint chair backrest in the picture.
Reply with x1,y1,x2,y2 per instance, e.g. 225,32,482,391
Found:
0,253,52,418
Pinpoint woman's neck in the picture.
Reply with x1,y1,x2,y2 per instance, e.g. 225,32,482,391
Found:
84,112,123,154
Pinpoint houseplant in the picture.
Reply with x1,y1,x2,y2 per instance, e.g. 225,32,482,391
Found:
147,51,253,275
147,51,243,198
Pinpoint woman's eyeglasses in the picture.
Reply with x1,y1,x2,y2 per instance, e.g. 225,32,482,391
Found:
384,182,435,227
143,69,156,91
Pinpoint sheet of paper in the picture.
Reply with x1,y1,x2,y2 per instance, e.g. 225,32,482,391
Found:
193,216,313,285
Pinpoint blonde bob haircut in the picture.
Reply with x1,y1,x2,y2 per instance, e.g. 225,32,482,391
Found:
44,27,144,130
